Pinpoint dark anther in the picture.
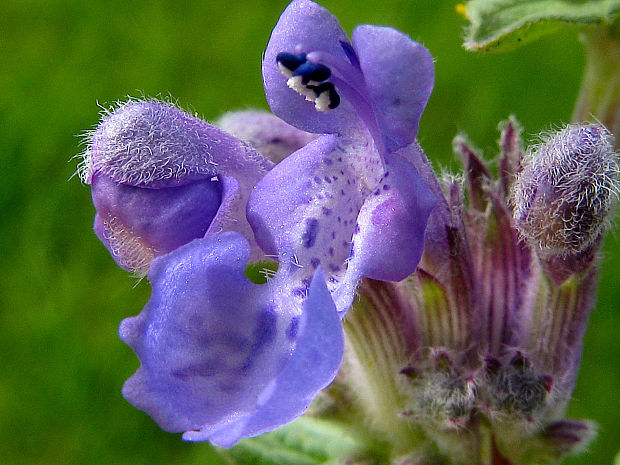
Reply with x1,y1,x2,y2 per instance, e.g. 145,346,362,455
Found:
276,52,307,71
293,62,331,84
309,82,340,109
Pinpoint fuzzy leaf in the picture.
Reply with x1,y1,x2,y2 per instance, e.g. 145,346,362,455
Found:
462,0,620,52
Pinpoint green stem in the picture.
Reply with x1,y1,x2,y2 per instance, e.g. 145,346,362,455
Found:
573,22,620,145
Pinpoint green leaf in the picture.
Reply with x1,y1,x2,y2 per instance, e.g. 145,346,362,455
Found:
244,260,279,284
220,417,382,465
462,0,620,52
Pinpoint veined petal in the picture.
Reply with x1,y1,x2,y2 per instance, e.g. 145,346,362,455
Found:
184,268,344,446
120,232,342,446
263,0,360,134
352,25,434,152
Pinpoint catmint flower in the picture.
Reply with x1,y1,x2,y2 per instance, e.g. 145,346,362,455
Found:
81,100,273,275
83,99,344,447
83,0,436,450
252,0,437,314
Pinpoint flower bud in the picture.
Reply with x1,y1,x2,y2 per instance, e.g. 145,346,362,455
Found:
511,123,618,256
81,100,272,275
215,110,316,163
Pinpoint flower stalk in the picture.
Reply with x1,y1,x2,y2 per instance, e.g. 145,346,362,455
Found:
573,21,620,146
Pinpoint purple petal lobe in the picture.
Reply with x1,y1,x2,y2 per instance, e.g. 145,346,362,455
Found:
120,233,342,447
91,173,221,272
84,101,274,269
247,131,382,294
263,0,359,133
352,25,434,152
119,233,283,434
184,267,344,446
333,152,436,311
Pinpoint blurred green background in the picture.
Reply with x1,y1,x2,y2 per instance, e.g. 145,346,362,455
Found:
1,0,618,463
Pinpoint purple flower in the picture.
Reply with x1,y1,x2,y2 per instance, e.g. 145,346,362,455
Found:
83,0,437,448
81,100,273,275
251,0,436,314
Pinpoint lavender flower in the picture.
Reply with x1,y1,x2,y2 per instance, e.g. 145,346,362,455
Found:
252,0,436,314
82,0,437,448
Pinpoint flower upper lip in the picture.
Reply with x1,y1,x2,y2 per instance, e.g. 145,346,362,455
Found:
262,0,434,154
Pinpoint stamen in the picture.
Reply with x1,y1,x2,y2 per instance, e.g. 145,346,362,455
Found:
308,82,340,111
276,52,307,77
278,52,341,113
293,62,331,85
275,49,385,156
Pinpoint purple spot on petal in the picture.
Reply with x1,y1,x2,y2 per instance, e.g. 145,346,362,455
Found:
329,247,334,256
324,158,333,165
293,287,307,298
287,317,300,340
311,257,320,268
331,231,336,239
314,176,322,184
248,306,278,356
302,218,319,248
322,207,332,216
355,224,361,233
340,189,346,196
383,184,390,190
218,382,240,395
374,189,381,195
337,157,343,162
332,176,338,181
324,176,332,184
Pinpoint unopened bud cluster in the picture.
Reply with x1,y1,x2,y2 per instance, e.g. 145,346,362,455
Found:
329,119,615,465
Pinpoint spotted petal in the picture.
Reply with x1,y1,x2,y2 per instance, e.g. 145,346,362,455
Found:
247,127,435,314
120,232,343,447
332,151,437,312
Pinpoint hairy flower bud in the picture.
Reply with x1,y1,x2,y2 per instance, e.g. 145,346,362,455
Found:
511,123,619,256
81,100,272,275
